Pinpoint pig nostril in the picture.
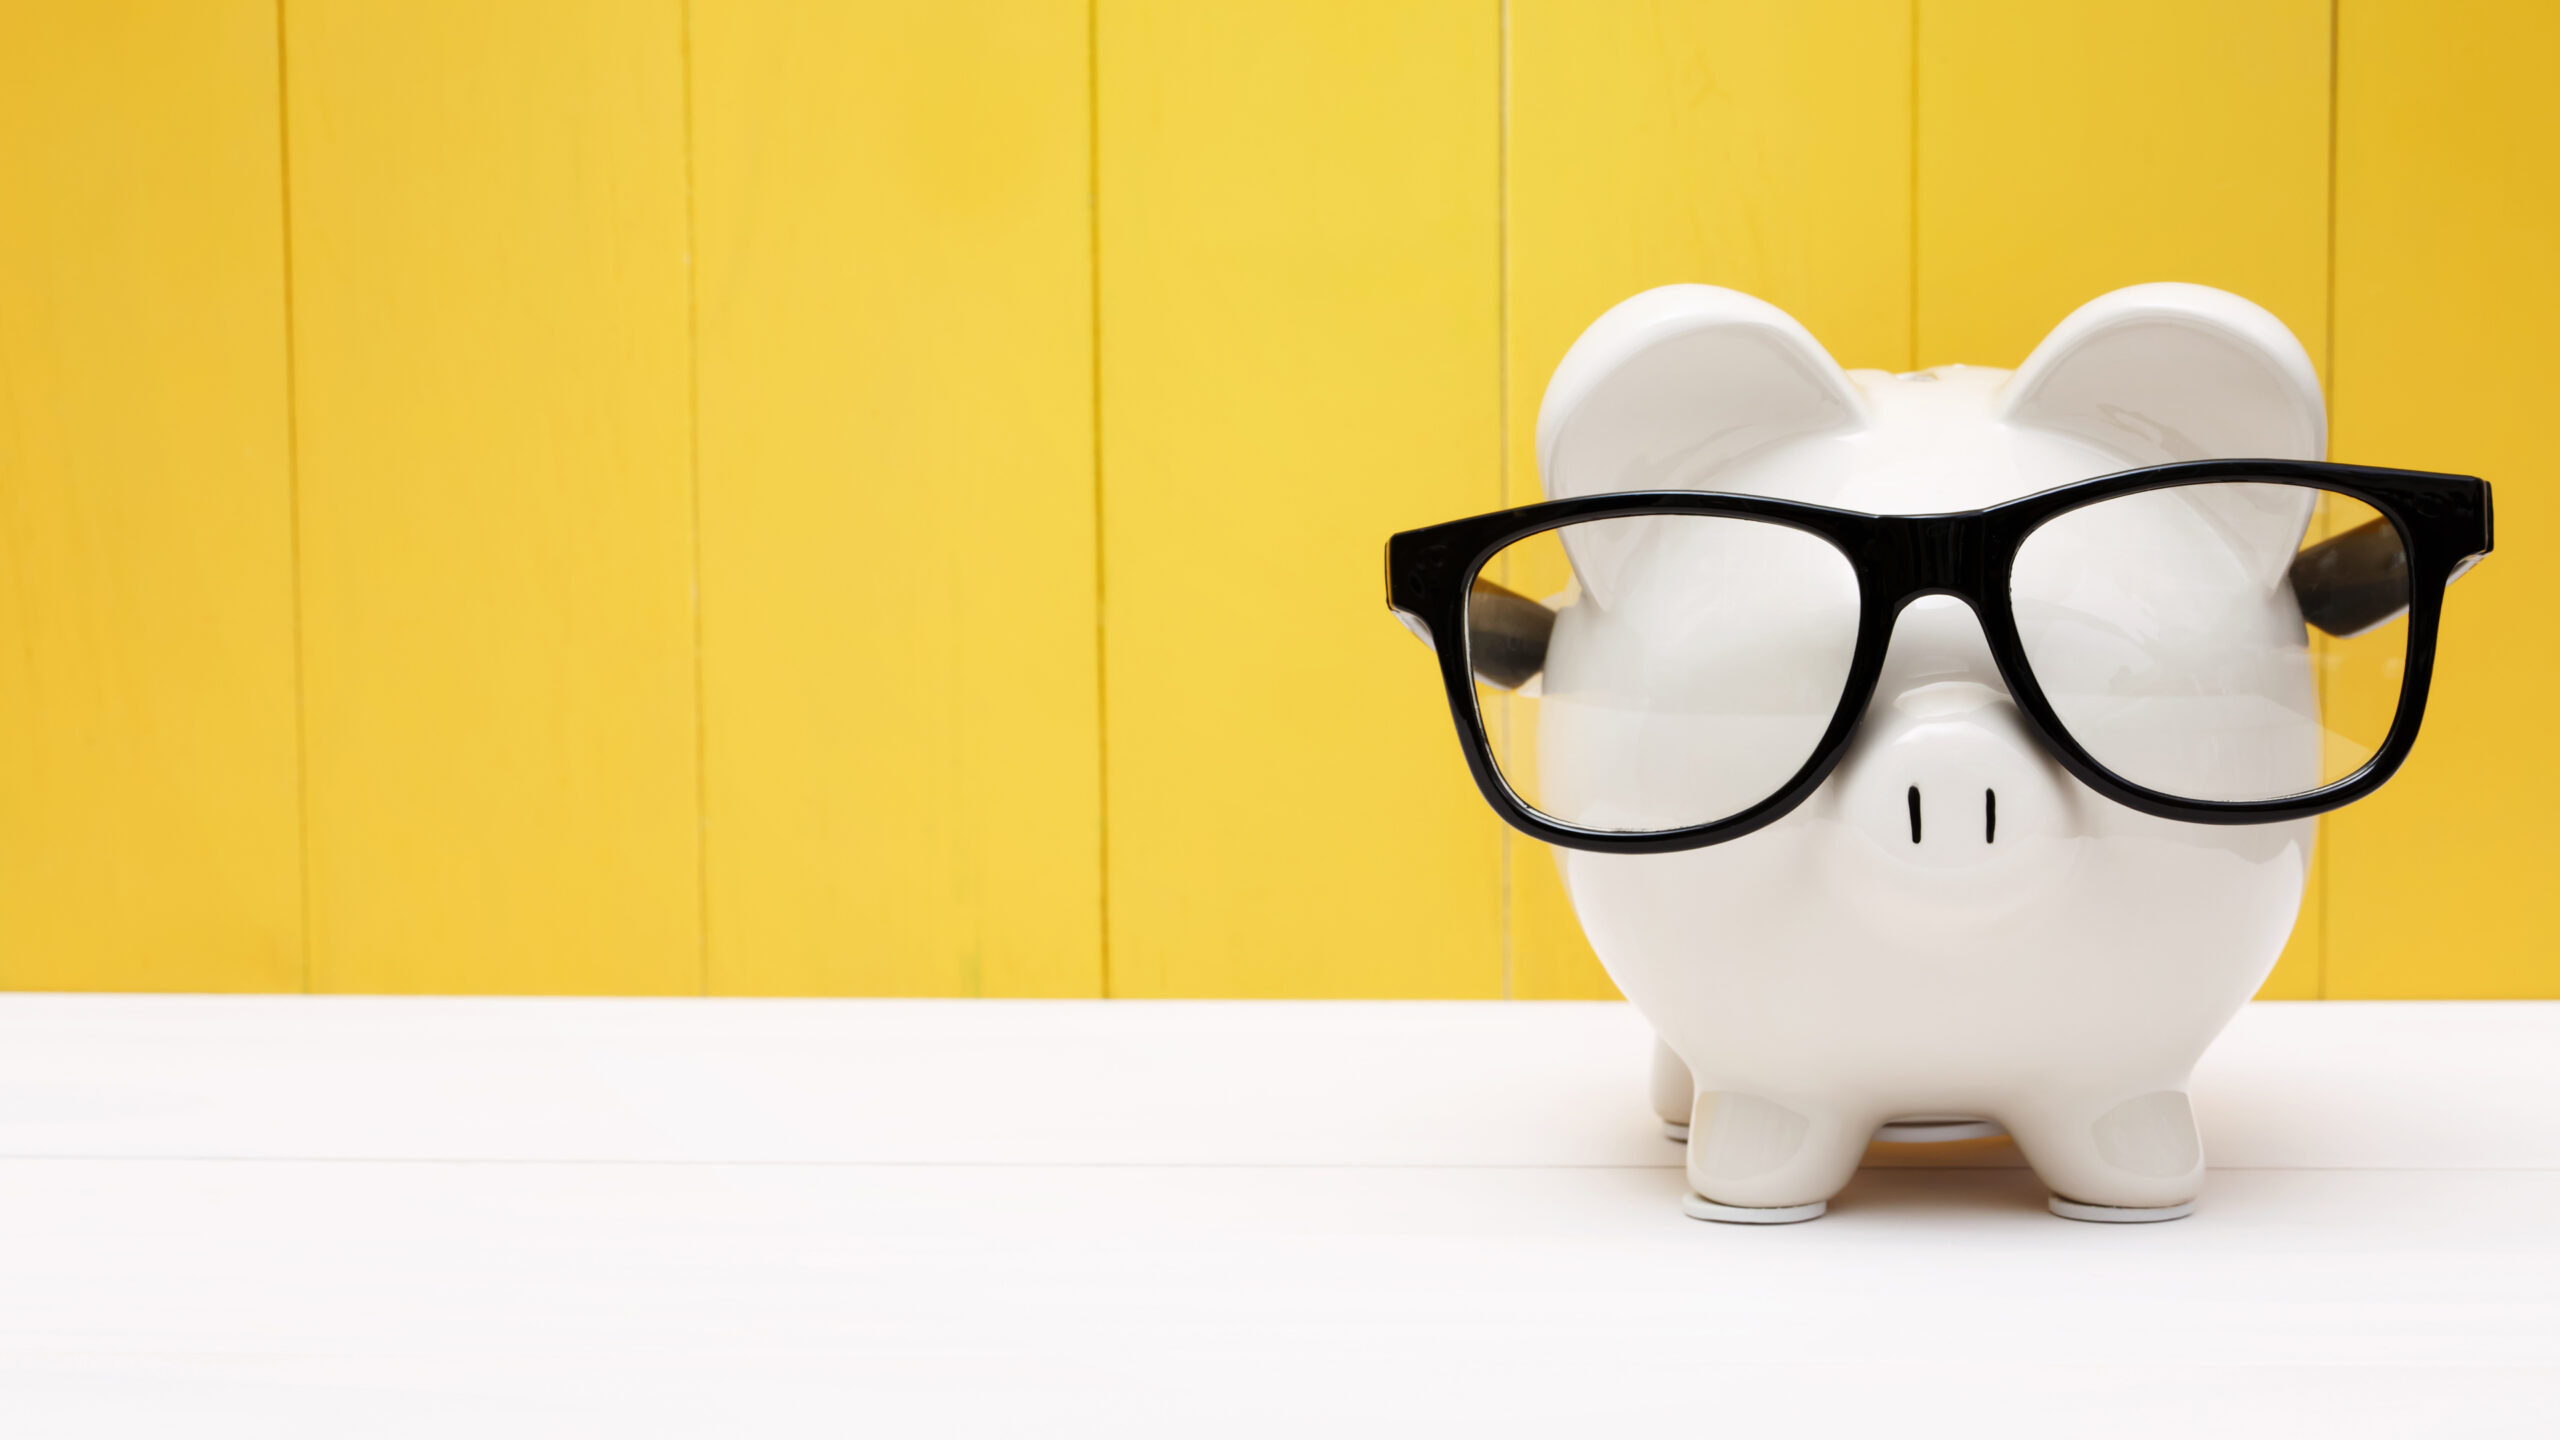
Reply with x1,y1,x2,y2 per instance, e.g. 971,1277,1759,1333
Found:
1985,788,1997,843
1907,786,1922,844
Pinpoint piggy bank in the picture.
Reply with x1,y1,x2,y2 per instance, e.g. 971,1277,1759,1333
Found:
1390,283,2496,1224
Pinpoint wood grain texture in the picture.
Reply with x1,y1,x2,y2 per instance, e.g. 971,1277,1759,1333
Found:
2326,0,2560,997
1097,0,1505,996
0,2,303,990
286,0,701,993
1504,0,1914,999
690,1,1102,996
1918,0,2333,998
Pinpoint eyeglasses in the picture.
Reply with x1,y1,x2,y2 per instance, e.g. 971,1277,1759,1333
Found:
1384,460,2493,854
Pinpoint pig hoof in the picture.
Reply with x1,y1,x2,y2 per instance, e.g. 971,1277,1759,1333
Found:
1686,1091,1868,1211
1683,1194,1826,1224
2048,1196,2195,1224
2007,1091,2204,1213
1662,1120,1690,1142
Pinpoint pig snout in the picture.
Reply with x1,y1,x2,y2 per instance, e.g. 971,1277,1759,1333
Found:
1836,694,2068,867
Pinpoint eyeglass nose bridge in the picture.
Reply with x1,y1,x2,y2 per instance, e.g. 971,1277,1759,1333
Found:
1866,511,2000,608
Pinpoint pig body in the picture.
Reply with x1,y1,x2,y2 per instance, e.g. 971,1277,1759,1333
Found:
1534,284,2325,1221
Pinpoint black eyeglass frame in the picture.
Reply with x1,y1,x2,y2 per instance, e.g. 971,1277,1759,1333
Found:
1385,459,2493,855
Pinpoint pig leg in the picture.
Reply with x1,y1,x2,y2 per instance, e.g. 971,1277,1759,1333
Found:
1650,1036,1694,1140
2004,1089,2204,1222
1680,1090,1872,1223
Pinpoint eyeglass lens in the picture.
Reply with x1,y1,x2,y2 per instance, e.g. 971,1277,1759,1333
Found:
2012,480,2408,803
1464,481,2413,835
1467,514,1861,834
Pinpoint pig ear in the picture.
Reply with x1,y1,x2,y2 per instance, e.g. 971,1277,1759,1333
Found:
2000,282,2326,464
1536,285,1867,502
1534,287,1864,608
2003,284,2327,590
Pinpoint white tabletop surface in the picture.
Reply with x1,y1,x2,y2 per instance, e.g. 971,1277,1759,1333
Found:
0,995,2552,1437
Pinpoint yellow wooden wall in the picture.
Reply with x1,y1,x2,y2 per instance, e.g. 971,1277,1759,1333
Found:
1,1,2551,998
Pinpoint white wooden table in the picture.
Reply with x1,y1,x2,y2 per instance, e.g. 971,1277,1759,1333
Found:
0,996,2551,1436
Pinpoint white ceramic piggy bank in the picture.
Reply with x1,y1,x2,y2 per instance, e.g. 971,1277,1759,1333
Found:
1536,283,2334,1224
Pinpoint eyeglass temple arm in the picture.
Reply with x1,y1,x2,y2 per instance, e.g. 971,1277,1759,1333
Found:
1461,579,1555,690
1383,576,1556,692
2290,514,2488,639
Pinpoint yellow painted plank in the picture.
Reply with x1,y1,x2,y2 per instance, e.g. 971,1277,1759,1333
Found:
1916,0,2332,374
286,1,700,994
1098,1,1505,996
1918,0,2333,999
1504,0,1914,1000
2326,0,2560,998
0,2,303,991
690,2,1101,996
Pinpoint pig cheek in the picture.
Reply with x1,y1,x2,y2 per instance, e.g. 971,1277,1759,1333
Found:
2044,810,2314,1000
1553,822,1834,1024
